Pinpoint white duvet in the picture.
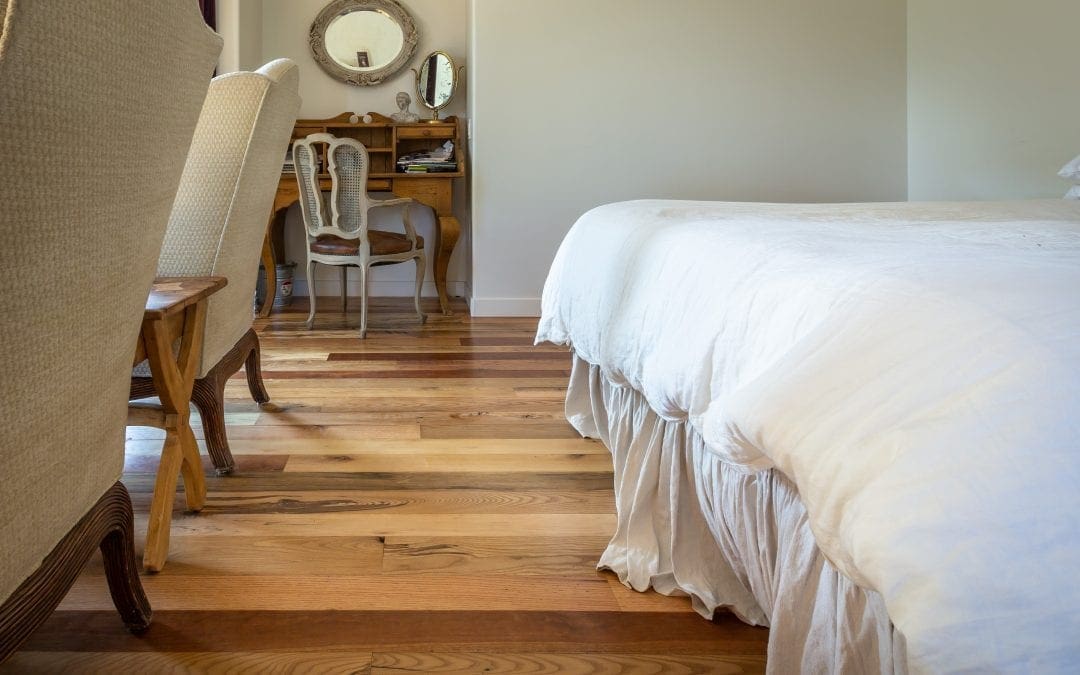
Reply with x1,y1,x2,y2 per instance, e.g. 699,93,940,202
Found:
537,199,1080,673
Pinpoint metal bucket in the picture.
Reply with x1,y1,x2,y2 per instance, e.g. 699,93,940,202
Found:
255,261,297,309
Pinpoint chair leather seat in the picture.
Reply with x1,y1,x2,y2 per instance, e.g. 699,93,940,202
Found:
310,230,424,256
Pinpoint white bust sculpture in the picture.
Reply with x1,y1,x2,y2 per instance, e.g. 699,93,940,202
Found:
391,91,420,123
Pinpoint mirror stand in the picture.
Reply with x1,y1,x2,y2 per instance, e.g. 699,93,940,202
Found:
411,51,463,122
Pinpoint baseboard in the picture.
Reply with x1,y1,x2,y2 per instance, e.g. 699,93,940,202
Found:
292,279,466,298
468,296,541,317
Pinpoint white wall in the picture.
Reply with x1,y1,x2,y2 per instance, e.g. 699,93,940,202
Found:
217,1,263,74
219,0,470,299
468,0,908,316
908,0,1080,200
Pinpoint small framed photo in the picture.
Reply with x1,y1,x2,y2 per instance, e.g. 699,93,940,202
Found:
356,51,370,68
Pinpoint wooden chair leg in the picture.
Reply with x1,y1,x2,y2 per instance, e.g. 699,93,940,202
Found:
0,482,151,661
414,252,427,325
340,266,348,311
99,483,152,633
359,264,369,339
243,330,270,405
191,372,235,476
305,258,317,330
143,434,184,572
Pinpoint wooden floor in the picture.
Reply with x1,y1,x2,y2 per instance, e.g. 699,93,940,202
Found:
5,297,768,674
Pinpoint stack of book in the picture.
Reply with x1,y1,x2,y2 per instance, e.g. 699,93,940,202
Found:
282,149,294,174
397,140,457,173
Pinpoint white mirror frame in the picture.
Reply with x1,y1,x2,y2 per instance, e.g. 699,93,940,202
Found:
309,0,419,86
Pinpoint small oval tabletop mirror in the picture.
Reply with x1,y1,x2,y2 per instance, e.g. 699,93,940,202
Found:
412,51,462,121
310,0,419,86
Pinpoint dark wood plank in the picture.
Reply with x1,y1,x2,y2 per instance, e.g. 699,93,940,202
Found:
122,453,288,474
370,652,764,674
19,611,769,655
460,337,540,346
382,536,611,576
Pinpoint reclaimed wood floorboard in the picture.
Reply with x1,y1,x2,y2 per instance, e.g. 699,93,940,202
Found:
3,298,767,673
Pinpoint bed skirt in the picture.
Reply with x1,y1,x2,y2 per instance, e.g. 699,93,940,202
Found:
566,354,905,674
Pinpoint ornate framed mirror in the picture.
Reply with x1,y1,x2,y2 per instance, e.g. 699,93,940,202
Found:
411,51,463,121
309,0,419,86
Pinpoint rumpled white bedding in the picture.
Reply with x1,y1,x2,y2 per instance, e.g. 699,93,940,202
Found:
536,199,1080,673
569,355,902,673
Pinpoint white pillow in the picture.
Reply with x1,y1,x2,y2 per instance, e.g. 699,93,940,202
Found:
1059,154,1080,180
1066,185,1080,200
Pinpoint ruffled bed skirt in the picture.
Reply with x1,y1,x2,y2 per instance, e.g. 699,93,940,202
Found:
566,355,905,674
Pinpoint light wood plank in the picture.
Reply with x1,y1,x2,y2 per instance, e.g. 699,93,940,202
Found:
283,453,612,474
129,489,616,516
251,410,569,425
82,536,384,577
3,652,374,674
127,434,604,455
132,512,617,538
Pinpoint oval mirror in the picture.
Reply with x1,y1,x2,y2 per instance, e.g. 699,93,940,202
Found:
412,51,462,121
310,0,418,86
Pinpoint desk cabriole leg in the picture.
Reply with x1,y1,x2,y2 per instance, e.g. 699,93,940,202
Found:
434,215,461,315
258,225,276,318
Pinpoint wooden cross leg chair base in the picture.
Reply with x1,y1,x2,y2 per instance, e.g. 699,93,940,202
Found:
131,328,269,477
0,483,150,661
128,277,225,572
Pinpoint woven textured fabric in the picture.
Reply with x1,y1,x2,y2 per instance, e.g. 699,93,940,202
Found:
329,142,369,236
0,0,220,604
145,59,301,378
294,143,327,234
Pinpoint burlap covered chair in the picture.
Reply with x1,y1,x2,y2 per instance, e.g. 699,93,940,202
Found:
0,0,221,660
130,59,302,475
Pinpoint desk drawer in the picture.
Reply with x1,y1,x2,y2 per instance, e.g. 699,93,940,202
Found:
391,178,452,215
367,178,392,191
397,126,455,139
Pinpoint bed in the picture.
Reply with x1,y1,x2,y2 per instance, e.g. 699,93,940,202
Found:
535,199,1080,673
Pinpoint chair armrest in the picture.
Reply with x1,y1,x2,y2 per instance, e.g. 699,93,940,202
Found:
369,196,413,209
368,196,419,244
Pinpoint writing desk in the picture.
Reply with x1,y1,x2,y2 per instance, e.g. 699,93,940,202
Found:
259,112,464,316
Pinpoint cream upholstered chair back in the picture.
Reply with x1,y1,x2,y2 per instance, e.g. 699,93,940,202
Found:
294,133,374,242
155,59,301,378
0,0,220,604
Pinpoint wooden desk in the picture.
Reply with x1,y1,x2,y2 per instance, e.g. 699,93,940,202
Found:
259,112,464,317
130,276,227,572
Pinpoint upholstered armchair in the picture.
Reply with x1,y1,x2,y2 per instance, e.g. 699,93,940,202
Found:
130,60,301,475
0,0,220,661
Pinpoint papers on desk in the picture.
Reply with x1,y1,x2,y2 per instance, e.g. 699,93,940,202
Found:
397,140,457,173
